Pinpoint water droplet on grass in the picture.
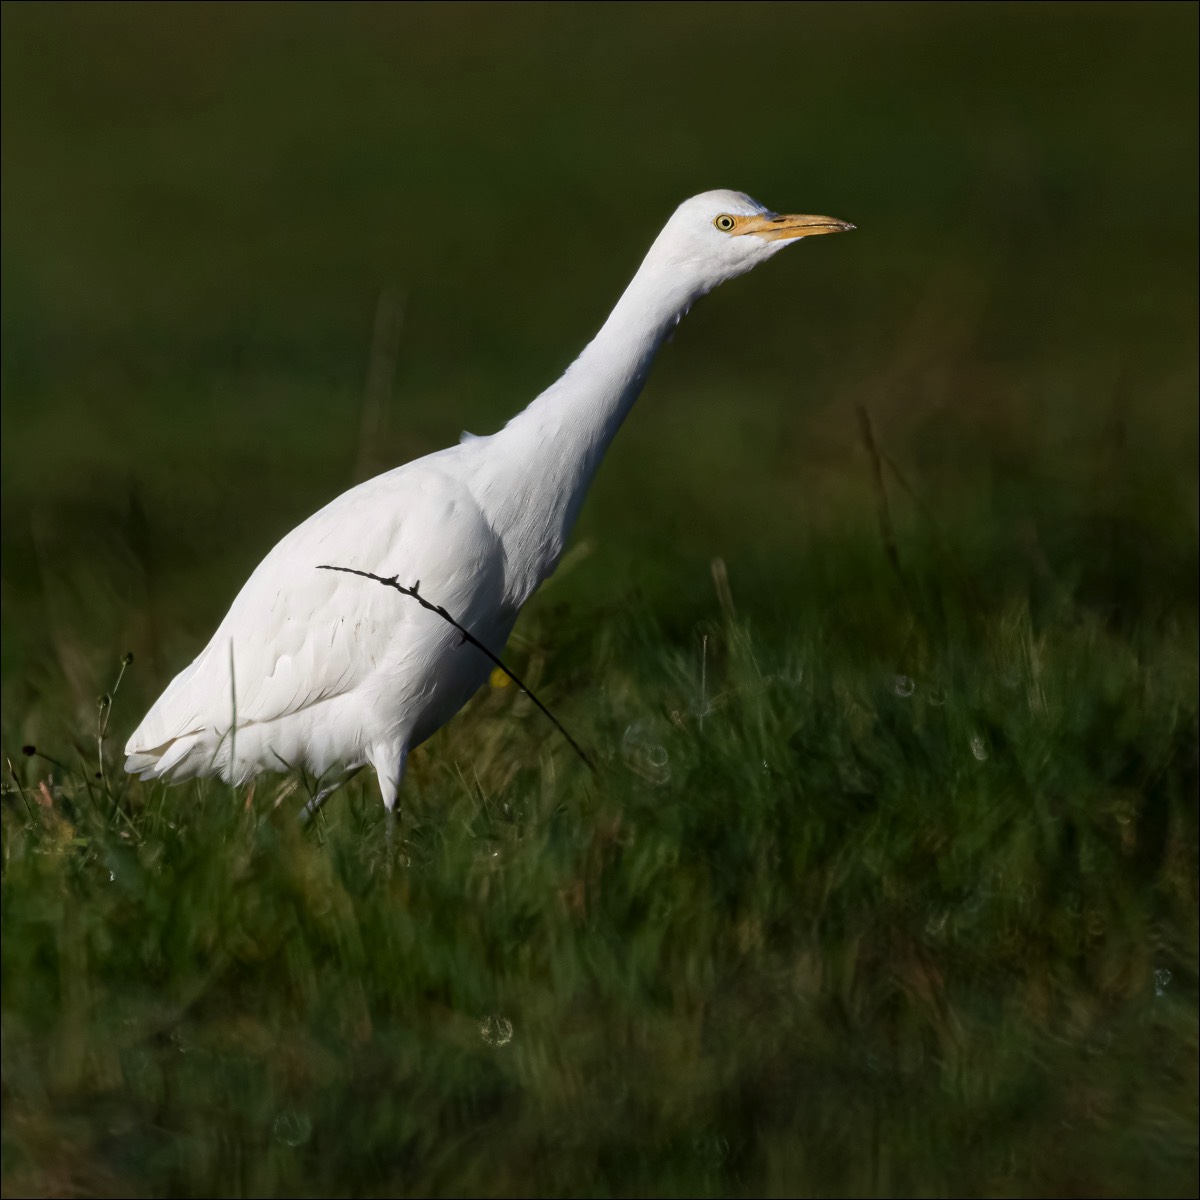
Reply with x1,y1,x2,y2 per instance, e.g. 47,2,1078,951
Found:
481,1015,513,1047
622,723,671,784
273,1111,312,1146
927,687,947,706
1154,968,1172,997
970,735,988,761
893,675,915,698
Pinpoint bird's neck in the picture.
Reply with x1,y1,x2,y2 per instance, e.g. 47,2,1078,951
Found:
482,253,701,604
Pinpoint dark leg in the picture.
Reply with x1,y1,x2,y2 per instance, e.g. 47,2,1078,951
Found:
297,764,365,825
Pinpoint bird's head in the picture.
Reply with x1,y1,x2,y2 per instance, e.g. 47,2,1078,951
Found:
648,189,854,294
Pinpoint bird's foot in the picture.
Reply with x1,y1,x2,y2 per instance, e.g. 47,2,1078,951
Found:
297,765,364,825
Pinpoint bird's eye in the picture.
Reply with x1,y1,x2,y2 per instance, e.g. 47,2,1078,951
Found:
714,215,737,233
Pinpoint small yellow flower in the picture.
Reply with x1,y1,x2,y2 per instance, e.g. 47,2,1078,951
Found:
490,667,511,689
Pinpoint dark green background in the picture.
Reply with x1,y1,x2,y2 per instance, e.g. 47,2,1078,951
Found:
4,1,1196,709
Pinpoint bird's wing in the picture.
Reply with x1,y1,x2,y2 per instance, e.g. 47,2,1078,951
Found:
125,462,504,757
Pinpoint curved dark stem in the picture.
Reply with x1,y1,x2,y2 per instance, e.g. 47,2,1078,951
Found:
317,565,596,773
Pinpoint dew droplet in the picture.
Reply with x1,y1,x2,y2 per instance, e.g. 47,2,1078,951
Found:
481,1015,513,1047
272,1111,312,1147
927,686,947,707
970,735,988,761
622,722,671,785
1154,968,1172,997
892,674,915,698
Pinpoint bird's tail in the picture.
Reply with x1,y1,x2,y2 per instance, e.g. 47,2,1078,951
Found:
124,732,205,781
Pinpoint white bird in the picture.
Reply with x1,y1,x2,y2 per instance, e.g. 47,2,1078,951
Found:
125,189,852,821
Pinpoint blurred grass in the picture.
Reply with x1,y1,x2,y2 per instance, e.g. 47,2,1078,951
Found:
2,2,1197,1196
3,586,1197,1196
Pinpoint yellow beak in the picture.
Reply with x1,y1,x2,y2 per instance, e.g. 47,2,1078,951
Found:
736,213,855,242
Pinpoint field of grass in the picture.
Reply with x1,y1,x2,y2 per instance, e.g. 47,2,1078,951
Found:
2,3,1197,1196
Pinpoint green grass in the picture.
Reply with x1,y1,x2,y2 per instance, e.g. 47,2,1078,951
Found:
2,3,1198,1196
3,564,1197,1196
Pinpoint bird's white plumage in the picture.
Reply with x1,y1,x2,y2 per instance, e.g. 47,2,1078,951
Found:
125,189,850,813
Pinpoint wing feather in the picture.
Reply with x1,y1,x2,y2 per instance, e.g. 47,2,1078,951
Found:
125,461,502,771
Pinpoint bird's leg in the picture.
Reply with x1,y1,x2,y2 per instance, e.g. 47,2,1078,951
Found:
297,764,365,825
369,742,408,862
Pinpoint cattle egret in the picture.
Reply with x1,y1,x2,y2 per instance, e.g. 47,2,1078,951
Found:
125,190,853,821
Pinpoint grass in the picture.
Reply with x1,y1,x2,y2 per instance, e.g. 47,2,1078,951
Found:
3,539,1197,1196
2,3,1197,1196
